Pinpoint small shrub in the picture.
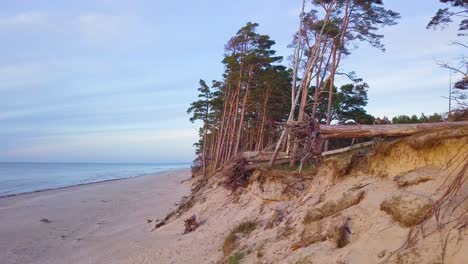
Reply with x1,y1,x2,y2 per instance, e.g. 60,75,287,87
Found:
223,233,238,255
256,246,264,258
304,191,365,223
233,221,257,235
227,251,244,264
183,215,200,234
380,195,432,227
303,211,315,225
295,257,313,264
334,220,351,248
223,220,258,255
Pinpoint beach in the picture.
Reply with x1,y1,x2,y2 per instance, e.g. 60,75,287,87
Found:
0,169,190,264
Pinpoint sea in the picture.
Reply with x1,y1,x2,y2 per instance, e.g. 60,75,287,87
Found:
0,162,190,197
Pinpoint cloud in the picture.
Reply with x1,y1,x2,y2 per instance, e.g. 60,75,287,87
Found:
0,62,52,90
0,11,49,28
76,13,141,43
363,61,449,94
0,10,144,44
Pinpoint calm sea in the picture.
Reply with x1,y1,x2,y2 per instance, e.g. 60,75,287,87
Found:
0,162,190,197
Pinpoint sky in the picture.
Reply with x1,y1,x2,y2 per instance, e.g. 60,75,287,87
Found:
0,0,465,163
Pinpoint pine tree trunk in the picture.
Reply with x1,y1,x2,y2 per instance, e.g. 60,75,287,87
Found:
324,46,337,151
213,83,232,169
257,84,272,151
234,66,253,155
201,122,208,176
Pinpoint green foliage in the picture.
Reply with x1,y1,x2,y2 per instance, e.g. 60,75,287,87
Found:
223,22,281,71
188,22,293,169
187,79,217,155
392,113,443,124
187,80,214,123
223,233,238,255
310,81,373,125
302,0,400,52
427,0,467,34
227,252,245,264
344,0,401,51
335,82,374,125
223,220,258,255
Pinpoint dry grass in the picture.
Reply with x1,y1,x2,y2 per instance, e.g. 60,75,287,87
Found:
299,215,353,250
380,195,433,227
395,176,432,188
226,251,244,264
303,190,365,223
256,244,265,259
266,210,284,229
223,233,238,255
295,257,313,264
232,220,257,234
223,220,258,256
303,211,314,225
374,129,467,156
332,219,351,248
276,224,295,240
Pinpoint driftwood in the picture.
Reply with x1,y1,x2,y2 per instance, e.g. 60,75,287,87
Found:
183,215,200,234
151,220,166,231
319,121,468,139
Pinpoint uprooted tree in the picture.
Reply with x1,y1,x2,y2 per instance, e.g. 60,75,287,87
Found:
187,1,468,176
187,1,401,174
270,0,400,165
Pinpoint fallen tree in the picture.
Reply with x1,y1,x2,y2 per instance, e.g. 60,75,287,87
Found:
322,141,374,157
268,121,468,166
319,121,468,139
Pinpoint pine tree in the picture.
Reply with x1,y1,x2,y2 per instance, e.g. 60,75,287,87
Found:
187,80,215,175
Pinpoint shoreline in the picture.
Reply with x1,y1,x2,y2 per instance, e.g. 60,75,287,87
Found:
0,168,191,264
0,167,189,199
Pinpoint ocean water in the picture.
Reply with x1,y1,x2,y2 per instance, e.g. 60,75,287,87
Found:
0,162,190,197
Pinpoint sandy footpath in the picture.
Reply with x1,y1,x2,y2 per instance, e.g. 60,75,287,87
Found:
0,169,190,264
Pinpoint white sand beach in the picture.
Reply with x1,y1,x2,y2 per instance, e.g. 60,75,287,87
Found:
0,169,190,264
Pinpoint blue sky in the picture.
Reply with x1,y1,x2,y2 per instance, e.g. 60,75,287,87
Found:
0,0,465,163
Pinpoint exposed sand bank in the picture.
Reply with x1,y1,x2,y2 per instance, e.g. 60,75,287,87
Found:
149,129,468,263
0,169,190,264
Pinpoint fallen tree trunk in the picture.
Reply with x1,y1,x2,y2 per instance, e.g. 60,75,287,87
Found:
241,151,290,162
245,159,290,170
319,121,468,139
322,141,374,157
